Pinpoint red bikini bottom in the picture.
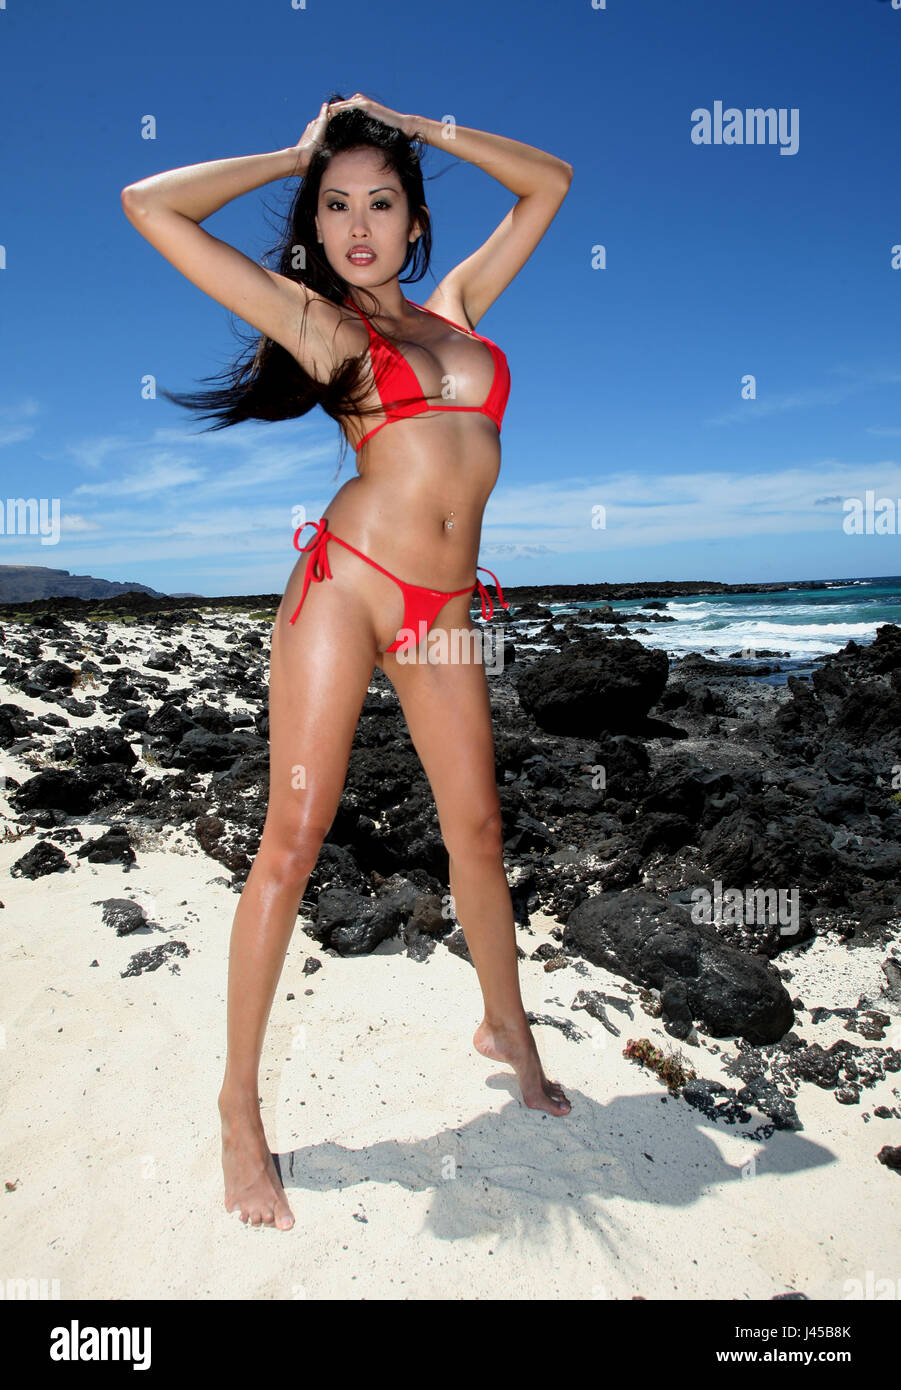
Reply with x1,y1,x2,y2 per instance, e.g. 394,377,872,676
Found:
287,517,509,654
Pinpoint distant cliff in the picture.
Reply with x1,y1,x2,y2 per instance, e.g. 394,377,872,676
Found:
0,565,168,603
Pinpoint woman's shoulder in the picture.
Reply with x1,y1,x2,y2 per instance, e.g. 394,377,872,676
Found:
273,282,365,382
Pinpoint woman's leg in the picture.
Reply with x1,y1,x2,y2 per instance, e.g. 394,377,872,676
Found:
218,558,380,1229
380,611,571,1116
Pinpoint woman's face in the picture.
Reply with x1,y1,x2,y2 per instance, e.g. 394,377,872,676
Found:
315,147,420,287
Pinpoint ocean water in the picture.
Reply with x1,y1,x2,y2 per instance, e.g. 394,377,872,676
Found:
514,575,901,685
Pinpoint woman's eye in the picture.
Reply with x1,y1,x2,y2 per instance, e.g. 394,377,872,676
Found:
326,200,391,211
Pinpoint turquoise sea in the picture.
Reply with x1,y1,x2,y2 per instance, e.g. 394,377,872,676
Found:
521,576,901,685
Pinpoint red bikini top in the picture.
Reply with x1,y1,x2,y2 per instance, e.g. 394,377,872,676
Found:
342,294,511,451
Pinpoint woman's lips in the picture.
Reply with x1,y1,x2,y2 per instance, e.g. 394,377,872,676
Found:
347,249,376,263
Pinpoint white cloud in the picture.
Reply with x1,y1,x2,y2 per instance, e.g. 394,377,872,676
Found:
72,455,207,496
66,435,141,471
0,398,40,447
480,461,901,550
704,368,901,426
60,513,103,533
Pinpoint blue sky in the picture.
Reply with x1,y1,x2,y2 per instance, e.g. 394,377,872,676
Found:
1,0,899,596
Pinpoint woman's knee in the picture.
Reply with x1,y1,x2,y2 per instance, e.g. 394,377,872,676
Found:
444,807,505,863
258,820,330,885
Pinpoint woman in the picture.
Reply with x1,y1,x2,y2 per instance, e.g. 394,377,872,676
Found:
121,93,573,1232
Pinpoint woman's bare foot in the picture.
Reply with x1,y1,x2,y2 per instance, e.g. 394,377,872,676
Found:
218,1092,295,1230
473,1017,572,1115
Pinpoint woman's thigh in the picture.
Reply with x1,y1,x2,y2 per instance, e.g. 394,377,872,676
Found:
377,612,504,855
263,552,381,855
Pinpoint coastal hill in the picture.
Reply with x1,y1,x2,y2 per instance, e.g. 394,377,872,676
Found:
0,565,167,604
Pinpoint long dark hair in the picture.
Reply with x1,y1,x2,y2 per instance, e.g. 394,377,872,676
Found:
158,96,436,476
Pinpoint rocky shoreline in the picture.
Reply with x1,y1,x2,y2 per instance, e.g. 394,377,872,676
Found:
2,594,900,1166
0,571,838,621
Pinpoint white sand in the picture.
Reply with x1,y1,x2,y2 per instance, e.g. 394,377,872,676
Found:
2,836,899,1300
1,623,900,1300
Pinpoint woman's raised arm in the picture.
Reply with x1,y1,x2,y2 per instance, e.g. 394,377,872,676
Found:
121,146,302,223
406,113,572,327
120,110,336,373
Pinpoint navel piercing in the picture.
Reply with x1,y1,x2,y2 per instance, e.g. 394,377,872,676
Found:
444,510,455,531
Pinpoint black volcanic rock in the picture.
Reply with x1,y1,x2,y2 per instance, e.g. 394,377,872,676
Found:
145,701,191,742
309,887,404,955
120,941,189,976
835,621,901,676
76,824,136,865
10,766,135,815
165,727,267,772
72,727,138,767
511,602,554,620
564,889,795,1044
100,897,149,935
835,678,901,746
516,636,669,735
29,660,78,691
10,840,71,878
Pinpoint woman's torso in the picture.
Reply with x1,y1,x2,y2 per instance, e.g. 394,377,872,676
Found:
309,295,507,590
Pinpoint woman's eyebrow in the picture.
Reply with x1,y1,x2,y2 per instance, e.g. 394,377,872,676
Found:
323,185,399,195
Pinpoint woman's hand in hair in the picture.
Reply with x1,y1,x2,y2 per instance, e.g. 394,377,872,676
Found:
325,93,413,137
291,101,333,177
